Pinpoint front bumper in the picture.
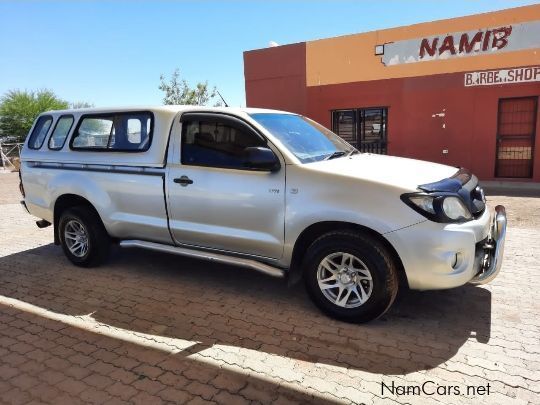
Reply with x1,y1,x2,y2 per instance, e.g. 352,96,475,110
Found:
469,205,507,284
384,205,507,290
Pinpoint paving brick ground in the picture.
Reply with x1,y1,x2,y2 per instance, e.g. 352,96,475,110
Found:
1,171,539,404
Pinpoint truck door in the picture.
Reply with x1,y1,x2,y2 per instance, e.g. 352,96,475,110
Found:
166,112,285,259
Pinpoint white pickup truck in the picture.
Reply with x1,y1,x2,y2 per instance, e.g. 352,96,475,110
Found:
20,106,506,322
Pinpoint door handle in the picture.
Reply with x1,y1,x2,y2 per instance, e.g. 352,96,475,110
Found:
174,176,194,186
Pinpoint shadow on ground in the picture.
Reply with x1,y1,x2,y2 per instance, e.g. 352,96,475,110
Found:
0,243,492,376
0,300,329,404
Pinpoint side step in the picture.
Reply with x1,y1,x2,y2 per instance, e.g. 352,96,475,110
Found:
119,240,286,278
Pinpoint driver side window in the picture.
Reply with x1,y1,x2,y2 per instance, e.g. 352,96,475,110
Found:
181,119,266,169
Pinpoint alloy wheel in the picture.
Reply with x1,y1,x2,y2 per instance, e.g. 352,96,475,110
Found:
316,252,373,308
64,219,89,258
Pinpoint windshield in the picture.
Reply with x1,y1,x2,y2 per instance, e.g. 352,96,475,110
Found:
250,113,357,163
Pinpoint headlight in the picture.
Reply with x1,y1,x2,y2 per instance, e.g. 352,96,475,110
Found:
401,193,472,223
408,195,436,215
442,196,472,221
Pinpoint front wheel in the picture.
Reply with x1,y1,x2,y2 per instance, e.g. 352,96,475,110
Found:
303,231,398,323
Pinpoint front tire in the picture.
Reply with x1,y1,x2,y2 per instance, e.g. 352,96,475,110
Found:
303,230,398,323
58,206,110,267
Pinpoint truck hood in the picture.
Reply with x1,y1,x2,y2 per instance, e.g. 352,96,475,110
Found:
305,153,459,191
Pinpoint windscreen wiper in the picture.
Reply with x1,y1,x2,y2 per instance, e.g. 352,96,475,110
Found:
324,151,347,160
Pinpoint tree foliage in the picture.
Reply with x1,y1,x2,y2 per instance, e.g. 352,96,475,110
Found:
159,69,222,106
0,89,69,142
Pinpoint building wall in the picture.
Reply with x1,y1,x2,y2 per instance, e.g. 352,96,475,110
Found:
244,42,307,115
243,5,540,181
306,70,540,181
305,5,540,86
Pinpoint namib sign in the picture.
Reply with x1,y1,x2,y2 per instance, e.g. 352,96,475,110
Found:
381,20,540,65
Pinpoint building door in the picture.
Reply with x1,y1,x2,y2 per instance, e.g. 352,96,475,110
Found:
496,97,537,178
332,107,387,154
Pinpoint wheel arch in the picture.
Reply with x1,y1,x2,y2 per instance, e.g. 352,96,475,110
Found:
288,221,408,289
53,194,106,245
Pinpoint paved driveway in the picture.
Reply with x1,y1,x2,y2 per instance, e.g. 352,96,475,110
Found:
1,172,539,404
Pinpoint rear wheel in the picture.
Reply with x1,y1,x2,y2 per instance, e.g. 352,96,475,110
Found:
303,230,398,323
59,206,110,267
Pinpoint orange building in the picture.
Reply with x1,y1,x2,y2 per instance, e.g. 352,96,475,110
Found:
244,4,540,182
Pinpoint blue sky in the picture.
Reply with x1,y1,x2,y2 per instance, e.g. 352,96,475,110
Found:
0,0,537,107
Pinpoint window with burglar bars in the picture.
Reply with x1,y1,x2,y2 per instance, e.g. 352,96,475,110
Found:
331,108,387,154
495,97,537,178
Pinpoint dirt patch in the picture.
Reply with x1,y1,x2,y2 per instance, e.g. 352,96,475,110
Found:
0,172,22,205
486,194,540,229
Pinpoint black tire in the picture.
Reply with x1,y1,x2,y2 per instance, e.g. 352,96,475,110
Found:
303,230,398,323
58,206,110,267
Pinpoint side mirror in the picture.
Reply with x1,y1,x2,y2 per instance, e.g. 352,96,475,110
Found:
243,146,280,172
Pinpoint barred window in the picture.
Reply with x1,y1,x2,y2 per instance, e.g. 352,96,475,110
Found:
332,108,388,154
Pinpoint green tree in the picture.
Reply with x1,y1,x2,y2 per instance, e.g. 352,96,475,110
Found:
0,89,69,142
159,69,222,106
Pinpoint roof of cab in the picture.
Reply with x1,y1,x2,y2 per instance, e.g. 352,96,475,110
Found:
42,105,297,117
